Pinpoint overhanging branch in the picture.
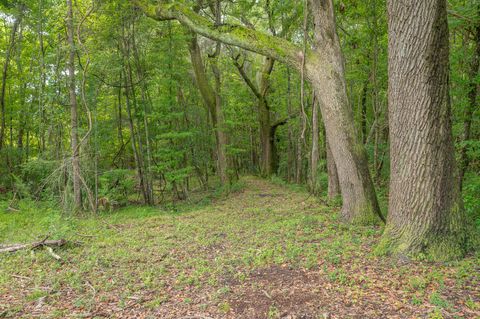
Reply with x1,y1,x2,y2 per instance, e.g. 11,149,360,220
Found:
130,0,304,69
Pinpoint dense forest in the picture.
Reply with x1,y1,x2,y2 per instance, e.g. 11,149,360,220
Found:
0,0,479,318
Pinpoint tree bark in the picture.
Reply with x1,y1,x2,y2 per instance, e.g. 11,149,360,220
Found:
307,0,382,223
380,0,468,260
66,0,82,210
131,0,383,224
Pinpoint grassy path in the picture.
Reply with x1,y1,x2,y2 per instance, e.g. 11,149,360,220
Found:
0,177,479,318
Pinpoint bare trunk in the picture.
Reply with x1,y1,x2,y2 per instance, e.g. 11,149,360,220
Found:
380,0,468,260
38,0,46,155
0,8,21,150
308,0,382,223
66,0,82,210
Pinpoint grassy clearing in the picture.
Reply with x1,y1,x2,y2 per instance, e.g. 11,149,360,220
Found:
0,177,479,318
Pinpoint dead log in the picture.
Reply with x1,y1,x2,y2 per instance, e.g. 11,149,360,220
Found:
0,239,66,253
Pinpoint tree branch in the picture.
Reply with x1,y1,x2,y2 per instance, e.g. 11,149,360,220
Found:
130,0,303,69
271,112,298,131
232,55,261,99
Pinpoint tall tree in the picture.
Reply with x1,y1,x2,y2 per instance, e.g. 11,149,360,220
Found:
0,4,23,151
189,34,229,185
66,0,82,210
131,0,384,224
379,0,469,259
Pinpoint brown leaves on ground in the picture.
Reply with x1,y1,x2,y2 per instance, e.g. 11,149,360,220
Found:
0,177,479,318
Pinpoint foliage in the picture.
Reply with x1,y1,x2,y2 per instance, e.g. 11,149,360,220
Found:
98,169,136,206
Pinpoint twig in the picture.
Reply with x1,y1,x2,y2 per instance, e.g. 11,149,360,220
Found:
262,290,272,299
12,274,31,280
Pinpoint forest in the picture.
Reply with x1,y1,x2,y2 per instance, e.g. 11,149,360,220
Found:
0,0,479,318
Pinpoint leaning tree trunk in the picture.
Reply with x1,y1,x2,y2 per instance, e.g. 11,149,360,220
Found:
66,0,82,210
307,0,382,223
131,0,383,224
379,0,468,260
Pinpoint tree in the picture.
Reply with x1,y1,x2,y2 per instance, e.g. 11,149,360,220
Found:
130,0,384,224
379,0,469,260
189,34,230,185
0,4,23,151
66,0,82,210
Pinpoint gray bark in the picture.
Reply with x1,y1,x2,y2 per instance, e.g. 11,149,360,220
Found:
380,0,468,260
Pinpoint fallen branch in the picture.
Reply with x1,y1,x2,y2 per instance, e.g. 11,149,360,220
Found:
0,239,67,253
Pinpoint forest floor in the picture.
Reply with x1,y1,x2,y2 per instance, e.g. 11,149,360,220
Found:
0,177,479,319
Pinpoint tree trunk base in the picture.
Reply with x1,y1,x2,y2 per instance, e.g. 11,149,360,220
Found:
376,211,471,261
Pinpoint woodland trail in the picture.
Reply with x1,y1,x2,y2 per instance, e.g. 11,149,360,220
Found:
1,177,479,318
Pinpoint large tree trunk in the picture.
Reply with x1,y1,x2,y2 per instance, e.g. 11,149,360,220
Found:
132,0,383,224
380,0,468,260
307,0,382,223
66,0,82,210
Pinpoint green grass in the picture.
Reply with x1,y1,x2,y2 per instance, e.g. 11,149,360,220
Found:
0,177,478,318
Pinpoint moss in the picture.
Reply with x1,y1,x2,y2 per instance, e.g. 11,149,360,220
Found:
350,203,380,226
375,220,473,262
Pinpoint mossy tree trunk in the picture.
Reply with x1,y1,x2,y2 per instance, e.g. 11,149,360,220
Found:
379,0,469,260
